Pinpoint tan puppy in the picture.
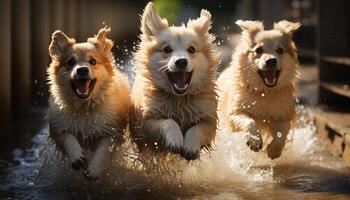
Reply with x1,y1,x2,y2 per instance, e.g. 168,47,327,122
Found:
48,27,130,179
217,20,300,159
130,2,219,160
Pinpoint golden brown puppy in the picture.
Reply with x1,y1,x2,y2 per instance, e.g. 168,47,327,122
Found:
48,27,130,180
217,20,300,159
130,2,219,160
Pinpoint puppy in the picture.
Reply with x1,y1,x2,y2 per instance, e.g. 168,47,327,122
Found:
130,2,219,160
47,27,130,179
217,20,300,159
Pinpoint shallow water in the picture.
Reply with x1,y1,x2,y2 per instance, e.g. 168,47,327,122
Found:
1,106,350,200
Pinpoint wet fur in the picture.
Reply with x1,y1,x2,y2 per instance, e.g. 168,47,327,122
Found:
48,27,130,179
130,2,219,160
217,20,300,159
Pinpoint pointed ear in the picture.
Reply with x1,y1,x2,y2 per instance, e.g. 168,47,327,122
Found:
88,27,114,52
140,2,168,37
235,20,264,35
49,30,75,58
274,20,301,35
187,9,212,35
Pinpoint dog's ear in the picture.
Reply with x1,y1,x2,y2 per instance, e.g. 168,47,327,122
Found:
235,20,264,35
140,2,168,37
187,9,212,35
49,30,75,58
235,20,263,45
274,20,301,36
88,27,113,52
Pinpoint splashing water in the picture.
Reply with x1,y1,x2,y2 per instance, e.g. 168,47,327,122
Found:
1,105,350,199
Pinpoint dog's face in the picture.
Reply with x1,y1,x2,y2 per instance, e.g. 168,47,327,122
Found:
236,20,300,89
138,2,217,95
48,28,114,100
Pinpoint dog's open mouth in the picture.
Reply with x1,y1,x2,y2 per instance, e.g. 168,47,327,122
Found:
257,69,280,87
167,71,192,95
71,78,96,99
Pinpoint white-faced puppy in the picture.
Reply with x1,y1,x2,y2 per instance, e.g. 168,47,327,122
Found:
130,2,219,160
48,27,130,180
217,20,300,159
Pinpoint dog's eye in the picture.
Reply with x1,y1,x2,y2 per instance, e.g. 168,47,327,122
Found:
187,46,196,54
276,48,284,54
89,58,97,65
67,58,76,67
163,46,173,54
255,47,263,54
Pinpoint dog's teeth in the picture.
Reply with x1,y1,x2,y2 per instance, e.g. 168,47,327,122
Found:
174,83,188,91
264,78,276,86
76,88,89,95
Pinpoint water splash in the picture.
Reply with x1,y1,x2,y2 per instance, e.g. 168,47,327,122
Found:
2,106,350,199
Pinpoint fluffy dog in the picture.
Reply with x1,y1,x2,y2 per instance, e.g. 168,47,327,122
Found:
48,27,130,179
130,2,219,160
217,20,300,159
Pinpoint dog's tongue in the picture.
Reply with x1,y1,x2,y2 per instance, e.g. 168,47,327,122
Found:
75,79,91,94
170,71,188,89
260,70,277,86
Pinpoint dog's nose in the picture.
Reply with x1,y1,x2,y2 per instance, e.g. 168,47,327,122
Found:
175,58,188,69
76,67,89,77
266,58,277,68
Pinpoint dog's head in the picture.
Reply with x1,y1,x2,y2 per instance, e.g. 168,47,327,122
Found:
137,2,218,96
235,20,300,90
48,27,115,100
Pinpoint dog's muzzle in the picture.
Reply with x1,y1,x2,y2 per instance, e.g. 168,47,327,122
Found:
71,66,96,99
257,58,280,87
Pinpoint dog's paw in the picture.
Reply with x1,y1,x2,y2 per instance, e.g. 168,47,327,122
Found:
83,170,99,181
71,156,87,171
83,164,101,181
181,134,201,161
83,159,105,181
162,120,184,154
246,135,263,152
266,142,283,159
180,148,199,160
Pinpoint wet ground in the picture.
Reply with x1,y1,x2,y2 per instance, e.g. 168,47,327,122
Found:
1,105,350,200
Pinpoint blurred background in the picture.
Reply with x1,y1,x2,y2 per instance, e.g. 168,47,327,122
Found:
1,0,350,197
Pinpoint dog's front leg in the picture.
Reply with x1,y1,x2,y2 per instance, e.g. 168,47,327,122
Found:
267,119,290,159
231,114,263,151
144,118,183,153
56,134,87,170
84,137,113,180
181,120,216,160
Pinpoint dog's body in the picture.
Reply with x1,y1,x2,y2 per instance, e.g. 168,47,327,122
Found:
130,2,219,160
217,20,300,159
48,27,130,179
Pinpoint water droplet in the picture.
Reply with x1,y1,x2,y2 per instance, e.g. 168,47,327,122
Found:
277,131,283,138
109,145,115,152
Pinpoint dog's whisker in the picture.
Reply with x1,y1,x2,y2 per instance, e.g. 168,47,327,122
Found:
158,64,169,72
158,60,168,64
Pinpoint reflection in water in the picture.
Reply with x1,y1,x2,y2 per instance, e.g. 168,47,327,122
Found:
1,106,350,199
